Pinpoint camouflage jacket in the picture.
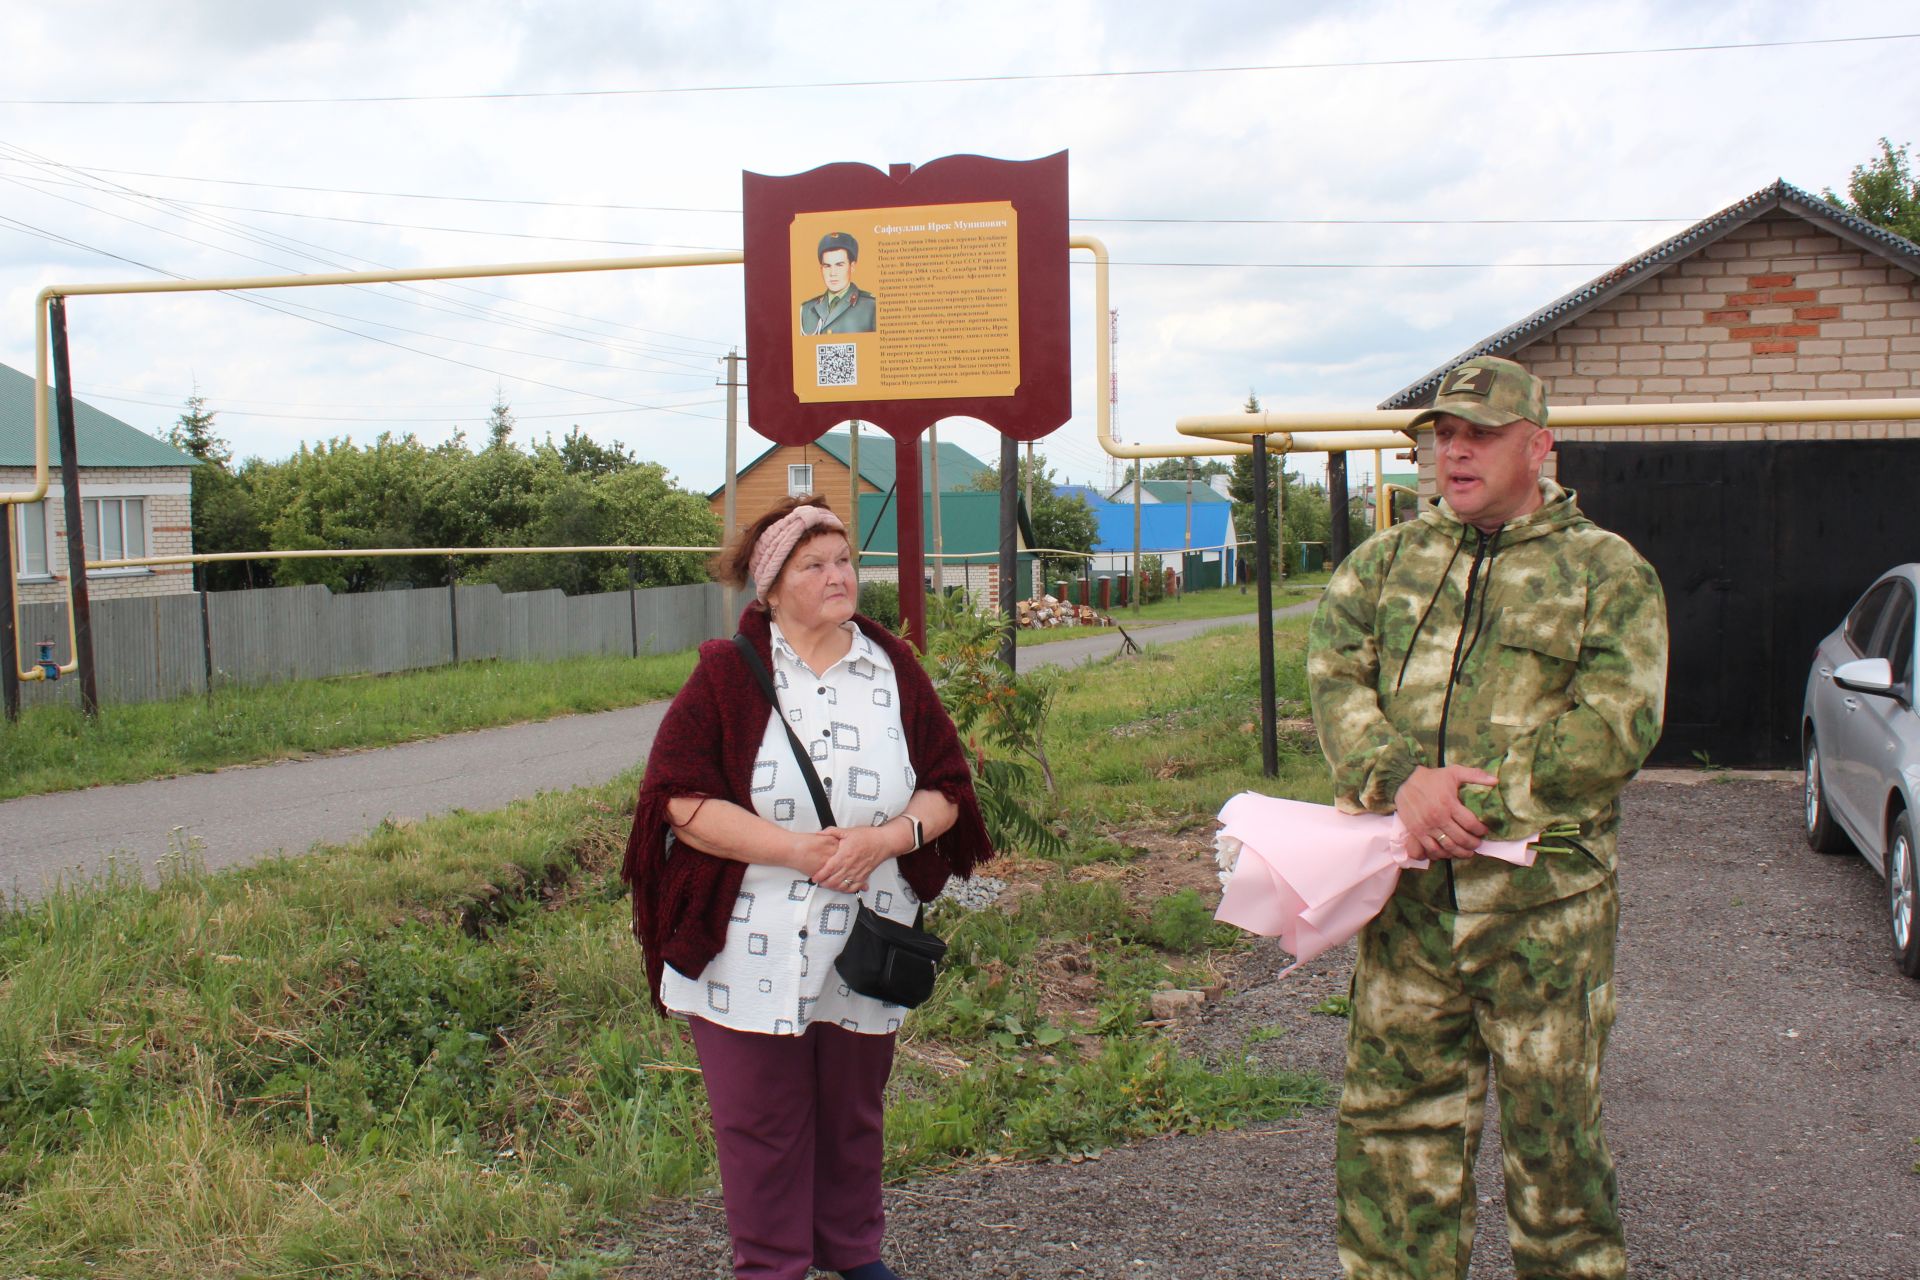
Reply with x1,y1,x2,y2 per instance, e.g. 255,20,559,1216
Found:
1307,480,1668,912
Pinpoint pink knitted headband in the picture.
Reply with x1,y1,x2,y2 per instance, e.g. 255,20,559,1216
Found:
750,504,846,601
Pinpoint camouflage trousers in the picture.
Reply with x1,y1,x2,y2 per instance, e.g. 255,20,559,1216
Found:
1337,878,1623,1280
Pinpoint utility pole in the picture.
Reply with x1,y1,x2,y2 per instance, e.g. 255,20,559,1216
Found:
49,297,99,718
848,420,861,575
721,348,743,619
1328,449,1351,568
928,422,945,594
1,512,17,721
998,435,1018,671
1025,441,1037,598
1184,457,1194,596
1130,460,1142,615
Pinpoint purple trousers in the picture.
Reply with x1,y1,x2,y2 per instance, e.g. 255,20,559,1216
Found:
688,1017,896,1279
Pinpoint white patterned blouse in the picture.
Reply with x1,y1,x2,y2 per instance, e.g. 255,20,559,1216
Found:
659,620,921,1036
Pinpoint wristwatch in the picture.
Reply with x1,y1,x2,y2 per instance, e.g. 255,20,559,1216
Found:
901,813,924,851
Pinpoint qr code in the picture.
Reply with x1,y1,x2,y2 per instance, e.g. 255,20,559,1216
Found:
816,343,857,387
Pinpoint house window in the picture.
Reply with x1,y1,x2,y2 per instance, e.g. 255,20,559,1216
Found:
12,501,49,577
82,497,147,568
788,464,813,497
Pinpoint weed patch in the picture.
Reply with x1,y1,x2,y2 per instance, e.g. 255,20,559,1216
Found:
0,620,1332,1276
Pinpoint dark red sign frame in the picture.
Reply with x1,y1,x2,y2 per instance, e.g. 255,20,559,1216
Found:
742,151,1070,647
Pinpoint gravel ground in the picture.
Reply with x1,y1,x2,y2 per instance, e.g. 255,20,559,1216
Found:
617,779,1920,1278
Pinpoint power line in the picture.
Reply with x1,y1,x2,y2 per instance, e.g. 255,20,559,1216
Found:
0,212,729,422
1,170,1640,273
0,159,1698,227
0,154,729,373
1078,216,1689,227
1092,260,1618,269
0,145,738,358
0,170,739,250
3,32,1910,104
86,389,726,425
1,173,1646,269
77,385,635,412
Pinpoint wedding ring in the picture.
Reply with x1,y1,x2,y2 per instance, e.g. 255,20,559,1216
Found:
1436,832,1450,843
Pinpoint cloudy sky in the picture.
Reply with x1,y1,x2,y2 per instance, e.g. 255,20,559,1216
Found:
2,1,1915,493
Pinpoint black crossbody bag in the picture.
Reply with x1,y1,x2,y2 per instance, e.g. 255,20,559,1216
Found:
732,634,946,1008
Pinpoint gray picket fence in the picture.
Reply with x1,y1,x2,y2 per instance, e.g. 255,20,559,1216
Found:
11,580,730,708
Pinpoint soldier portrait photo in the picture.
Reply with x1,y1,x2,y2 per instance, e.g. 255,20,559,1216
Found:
1307,355,1669,1279
798,230,878,336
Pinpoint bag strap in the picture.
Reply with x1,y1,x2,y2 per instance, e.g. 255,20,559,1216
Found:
733,633,835,830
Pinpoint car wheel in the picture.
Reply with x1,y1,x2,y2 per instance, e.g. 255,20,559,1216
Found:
1890,811,1920,979
1804,737,1853,856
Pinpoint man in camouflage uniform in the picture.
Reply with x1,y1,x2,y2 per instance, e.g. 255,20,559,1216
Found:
1307,355,1667,1279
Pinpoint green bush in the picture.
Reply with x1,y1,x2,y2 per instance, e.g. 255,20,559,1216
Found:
858,580,900,629
1139,554,1167,605
1148,888,1224,954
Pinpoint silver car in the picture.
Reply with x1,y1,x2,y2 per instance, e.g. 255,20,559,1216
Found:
1803,564,1920,979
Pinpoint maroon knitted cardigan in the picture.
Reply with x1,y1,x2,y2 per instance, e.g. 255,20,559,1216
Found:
622,605,993,1010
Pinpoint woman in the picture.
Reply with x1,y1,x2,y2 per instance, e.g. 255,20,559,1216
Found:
623,495,992,1280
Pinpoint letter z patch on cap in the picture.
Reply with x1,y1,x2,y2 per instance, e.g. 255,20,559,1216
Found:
1440,366,1494,398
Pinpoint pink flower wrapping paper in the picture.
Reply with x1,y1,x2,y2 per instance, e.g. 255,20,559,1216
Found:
1212,792,1537,974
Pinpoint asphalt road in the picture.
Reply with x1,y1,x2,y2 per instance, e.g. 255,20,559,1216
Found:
0,602,1316,899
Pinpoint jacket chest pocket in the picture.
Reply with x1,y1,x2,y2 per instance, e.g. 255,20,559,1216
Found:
1490,600,1585,727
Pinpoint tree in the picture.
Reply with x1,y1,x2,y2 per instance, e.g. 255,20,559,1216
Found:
420,426,537,554
1229,392,1279,579
1143,456,1232,481
469,460,719,595
485,392,516,450
251,433,442,592
208,393,718,598
168,391,264,590
1825,138,1920,243
167,389,228,466
544,426,637,478
967,450,1098,592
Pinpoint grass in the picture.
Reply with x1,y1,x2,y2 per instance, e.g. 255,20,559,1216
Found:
0,621,1330,1279
1045,614,1330,822
0,651,697,802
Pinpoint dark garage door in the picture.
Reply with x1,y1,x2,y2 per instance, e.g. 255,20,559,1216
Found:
1557,439,1920,767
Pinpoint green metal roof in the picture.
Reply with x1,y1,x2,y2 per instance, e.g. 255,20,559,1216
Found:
714,430,992,500
856,489,1037,560
813,430,991,494
0,361,197,469
1138,479,1227,504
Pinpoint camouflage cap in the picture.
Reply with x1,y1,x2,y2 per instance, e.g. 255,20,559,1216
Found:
1409,356,1547,431
817,230,859,262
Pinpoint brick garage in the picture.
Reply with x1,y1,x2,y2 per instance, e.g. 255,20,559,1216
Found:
1382,182,1920,766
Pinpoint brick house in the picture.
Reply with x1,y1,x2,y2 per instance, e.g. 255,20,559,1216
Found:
1380,180,1920,765
709,428,992,532
1,362,197,606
